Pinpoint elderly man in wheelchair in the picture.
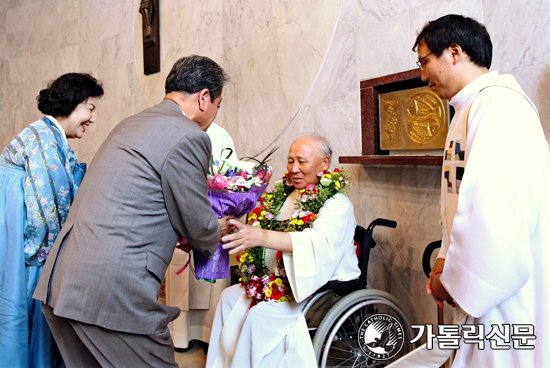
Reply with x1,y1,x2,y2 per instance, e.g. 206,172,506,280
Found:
206,134,414,368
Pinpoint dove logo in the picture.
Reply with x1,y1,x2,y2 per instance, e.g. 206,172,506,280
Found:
358,314,405,360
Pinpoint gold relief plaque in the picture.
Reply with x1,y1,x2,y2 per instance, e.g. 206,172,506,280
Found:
379,86,449,150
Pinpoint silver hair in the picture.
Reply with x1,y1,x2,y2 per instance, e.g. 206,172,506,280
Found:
293,133,332,164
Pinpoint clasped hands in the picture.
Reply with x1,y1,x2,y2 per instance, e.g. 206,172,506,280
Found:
221,219,267,255
218,215,237,238
178,218,290,255
176,215,236,253
426,257,456,308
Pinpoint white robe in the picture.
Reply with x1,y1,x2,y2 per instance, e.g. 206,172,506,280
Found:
443,72,550,367
206,193,361,368
390,72,550,367
166,122,237,348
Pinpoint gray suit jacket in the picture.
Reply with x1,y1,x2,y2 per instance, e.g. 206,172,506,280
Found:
34,99,220,335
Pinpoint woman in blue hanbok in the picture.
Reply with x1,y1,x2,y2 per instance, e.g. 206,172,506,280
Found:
0,73,104,368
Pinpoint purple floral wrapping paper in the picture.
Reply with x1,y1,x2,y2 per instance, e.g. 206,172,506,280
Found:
193,184,268,280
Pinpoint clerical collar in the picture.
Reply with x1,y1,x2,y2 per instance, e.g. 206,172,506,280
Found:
46,115,68,147
275,189,300,221
450,71,499,110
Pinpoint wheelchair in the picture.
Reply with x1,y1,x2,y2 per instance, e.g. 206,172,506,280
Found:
302,219,418,367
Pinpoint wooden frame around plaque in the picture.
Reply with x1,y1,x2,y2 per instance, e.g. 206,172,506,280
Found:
339,69,446,166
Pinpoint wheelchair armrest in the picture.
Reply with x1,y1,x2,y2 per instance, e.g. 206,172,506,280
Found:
316,278,366,293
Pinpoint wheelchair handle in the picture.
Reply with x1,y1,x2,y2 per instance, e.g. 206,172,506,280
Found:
367,218,397,231
422,240,442,278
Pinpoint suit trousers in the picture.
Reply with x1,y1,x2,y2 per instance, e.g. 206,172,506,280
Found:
42,305,178,368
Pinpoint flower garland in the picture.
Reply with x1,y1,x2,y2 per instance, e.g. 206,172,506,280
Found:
237,168,351,304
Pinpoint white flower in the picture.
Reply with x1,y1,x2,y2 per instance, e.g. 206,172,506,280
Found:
252,221,262,227
320,177,332,186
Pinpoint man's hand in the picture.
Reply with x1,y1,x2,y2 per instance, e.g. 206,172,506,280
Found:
221,219,293,255
426,258,456,308
221,219,266,254
218,216,235,238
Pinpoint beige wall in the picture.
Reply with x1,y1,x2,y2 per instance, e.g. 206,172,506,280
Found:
2,0,549,329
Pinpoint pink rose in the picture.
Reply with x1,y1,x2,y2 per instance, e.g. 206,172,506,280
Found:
306,184,316,191
208,174,229,191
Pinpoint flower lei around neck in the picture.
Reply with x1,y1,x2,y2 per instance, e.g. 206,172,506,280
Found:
237,168,351,304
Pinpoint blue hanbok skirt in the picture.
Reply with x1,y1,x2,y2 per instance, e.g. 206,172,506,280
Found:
0,165,64,368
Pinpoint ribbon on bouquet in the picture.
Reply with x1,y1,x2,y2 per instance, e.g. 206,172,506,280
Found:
175,237,193,276
246,275,271,308
175,259,191,276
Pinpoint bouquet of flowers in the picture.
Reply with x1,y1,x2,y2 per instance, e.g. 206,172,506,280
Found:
191,147,277,282
238,168,351,303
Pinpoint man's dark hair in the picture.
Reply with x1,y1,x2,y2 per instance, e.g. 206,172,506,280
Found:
165,55,229,100
37,73,104,117
413,14,492,69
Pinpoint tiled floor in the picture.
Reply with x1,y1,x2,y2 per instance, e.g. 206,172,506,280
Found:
174,343,207,368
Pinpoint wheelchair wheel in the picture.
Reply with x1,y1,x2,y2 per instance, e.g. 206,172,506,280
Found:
312,289,415,368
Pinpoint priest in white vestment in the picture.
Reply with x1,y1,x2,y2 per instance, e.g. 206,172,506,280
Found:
166,122,237,351
389,15,550,368
206,134,361,368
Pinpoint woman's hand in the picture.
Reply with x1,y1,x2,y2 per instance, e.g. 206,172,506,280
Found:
221,220,266,254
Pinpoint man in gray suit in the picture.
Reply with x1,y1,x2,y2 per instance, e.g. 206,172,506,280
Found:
34,55,233,367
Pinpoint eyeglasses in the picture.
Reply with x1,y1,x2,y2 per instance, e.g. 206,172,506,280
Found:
416,52,433,69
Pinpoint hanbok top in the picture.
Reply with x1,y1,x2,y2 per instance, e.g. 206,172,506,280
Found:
0,116,85,266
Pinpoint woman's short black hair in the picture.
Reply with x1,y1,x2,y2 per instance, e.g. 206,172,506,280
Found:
413,14,493,69
165,55,228,101
37,73,104,117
